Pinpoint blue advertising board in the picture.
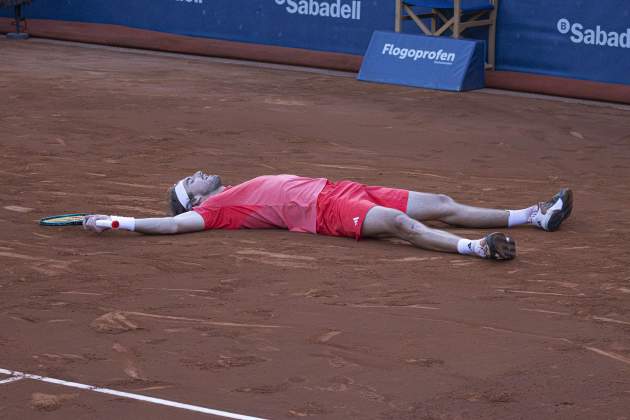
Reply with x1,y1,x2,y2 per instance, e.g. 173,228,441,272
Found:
358,31,484,91
0,0,393,55
2,0,629,87
495,0,630,85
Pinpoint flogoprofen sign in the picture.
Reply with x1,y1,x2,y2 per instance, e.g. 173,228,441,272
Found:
381,43,456,64
359,31,484,91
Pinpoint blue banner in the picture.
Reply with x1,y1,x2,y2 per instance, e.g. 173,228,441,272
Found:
2,0,629,86
0,0,393,54
358,31,484,91
494,1,630,85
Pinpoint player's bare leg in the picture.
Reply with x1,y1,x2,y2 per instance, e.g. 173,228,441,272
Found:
405,189,573,231
406,192,509,227
362,206,516,260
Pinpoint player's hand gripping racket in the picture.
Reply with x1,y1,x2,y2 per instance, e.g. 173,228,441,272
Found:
39,214,118,231
40,214,134,232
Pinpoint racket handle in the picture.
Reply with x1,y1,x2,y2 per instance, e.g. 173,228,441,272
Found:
95,220,120,229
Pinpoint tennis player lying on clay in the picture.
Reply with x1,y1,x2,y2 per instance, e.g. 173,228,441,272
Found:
83,172,573,260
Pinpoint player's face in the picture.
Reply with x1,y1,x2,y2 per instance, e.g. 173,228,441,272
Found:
182,171,222,200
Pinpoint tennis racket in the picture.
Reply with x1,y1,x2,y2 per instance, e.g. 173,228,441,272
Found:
39,213,90,226
39,214,119,229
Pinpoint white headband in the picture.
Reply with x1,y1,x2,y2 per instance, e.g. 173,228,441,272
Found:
174,180,191,210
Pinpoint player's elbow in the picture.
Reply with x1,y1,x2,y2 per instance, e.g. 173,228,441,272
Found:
167,218,191,234
153,218,179,234
172,212,205,234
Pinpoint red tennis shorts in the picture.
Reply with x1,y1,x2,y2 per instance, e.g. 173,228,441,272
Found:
316,180,409,240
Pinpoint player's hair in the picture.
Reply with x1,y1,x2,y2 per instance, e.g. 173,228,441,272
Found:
167,186,187,216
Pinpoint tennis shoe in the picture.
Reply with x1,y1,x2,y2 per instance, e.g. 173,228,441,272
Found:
481,232,516,260
531,189,573,232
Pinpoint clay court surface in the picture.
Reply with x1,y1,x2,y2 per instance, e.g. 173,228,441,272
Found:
1,39,630,419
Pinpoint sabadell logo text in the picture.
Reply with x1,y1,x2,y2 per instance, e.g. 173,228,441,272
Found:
557,18,630,48
274,0,362,20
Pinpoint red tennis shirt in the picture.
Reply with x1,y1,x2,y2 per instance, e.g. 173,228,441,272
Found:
193,175,328,233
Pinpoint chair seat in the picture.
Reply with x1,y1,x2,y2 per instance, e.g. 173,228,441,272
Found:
405,0,494,12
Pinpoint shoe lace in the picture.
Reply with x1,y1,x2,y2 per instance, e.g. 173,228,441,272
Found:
528,204,541,224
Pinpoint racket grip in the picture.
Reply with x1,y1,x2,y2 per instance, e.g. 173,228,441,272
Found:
95,220,120,229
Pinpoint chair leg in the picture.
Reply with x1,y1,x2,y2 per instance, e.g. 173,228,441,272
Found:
487,22,496,68
487,0,498,68
15,5,23,33
6,4,29,40
395,0,402,32
453,0,461,38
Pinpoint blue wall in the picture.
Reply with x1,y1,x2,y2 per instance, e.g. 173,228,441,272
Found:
2,0,393,54
495,1,630,86
3,0,629,85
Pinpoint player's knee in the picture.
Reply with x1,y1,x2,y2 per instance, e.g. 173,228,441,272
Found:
391,212,408,231
435,194,457,215
436,193,455,206
391,212,425,238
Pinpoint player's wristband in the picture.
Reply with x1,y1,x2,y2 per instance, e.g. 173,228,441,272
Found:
111,216,136,231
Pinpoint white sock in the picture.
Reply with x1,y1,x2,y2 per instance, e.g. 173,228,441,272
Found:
457,239,486,258
508,206,537,227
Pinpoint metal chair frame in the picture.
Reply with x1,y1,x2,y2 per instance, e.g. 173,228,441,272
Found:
394,0,499,68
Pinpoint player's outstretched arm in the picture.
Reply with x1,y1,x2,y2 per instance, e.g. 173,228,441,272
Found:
83,211,205,235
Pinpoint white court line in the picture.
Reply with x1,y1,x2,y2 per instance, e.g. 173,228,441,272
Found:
0,368,267,420
0,376,24,385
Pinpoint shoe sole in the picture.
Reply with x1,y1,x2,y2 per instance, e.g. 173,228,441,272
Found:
547,188,573,232
485,232,516,260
